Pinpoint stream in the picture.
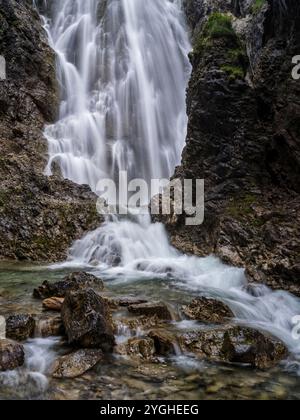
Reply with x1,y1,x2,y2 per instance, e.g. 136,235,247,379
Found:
0,0,300,400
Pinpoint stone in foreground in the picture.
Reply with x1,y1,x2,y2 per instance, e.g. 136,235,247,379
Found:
6,314,35,341
61,289,115,352
52,349,103,379
33,271,104,299
128,302,173,320
0,339,25,371
179,326,287,369
182,297,234,324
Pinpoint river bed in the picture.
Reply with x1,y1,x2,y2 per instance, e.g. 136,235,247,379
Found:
1,262,300,400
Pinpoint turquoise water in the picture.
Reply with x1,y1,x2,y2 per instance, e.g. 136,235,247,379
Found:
1,262,300,400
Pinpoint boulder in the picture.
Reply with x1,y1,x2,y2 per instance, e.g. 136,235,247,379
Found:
128,302,173,321
148,329,177,356
179,326,287,369
43,297,64,312
182,297,234,324
6,314,35,341
52,349,103,379
0,339,25,371
33,272,104,299
61,289,115,352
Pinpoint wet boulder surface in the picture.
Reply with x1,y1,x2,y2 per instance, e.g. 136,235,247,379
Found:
61,288,115,352
179,325,287,369
51,349,104,379
33,272,105,299
6,314,35,341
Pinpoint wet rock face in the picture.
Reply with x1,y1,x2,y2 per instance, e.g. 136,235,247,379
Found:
61,289,115,352
161,0,300,292
0,339,25,371
127,302,173,321
0,0,101,262
51,349,104,379
33,272,104,299
180,326,287,369
6,314,35,341
182,298,234,324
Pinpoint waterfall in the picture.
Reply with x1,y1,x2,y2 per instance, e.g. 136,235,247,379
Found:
40,0,300,363
43,0,191,190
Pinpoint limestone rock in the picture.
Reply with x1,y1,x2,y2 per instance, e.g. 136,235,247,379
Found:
34,272,104,299
182,297,234,324
61,289,115,352
179,326,287,369
52,349,103,378
6,314,35,341
0,339,25,371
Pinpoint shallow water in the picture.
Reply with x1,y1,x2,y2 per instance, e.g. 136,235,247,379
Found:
1,263,300,400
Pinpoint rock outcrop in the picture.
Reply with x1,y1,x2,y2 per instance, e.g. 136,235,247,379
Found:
0,0,101,261
159,0,300,292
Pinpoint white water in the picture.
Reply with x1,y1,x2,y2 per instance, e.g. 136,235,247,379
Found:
40,0,300,367
0,337,60,397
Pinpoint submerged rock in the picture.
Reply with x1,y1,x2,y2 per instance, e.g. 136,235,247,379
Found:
33,272,104,299
182,297,234,324
128,302,173,321
43,297,64,312
0,339,25,371
61,289,115,352
6,314,35,341
179,326,287,369
52,349,103,379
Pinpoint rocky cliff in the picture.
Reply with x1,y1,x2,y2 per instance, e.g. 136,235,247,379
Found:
0,0,101,261
163,0,300,293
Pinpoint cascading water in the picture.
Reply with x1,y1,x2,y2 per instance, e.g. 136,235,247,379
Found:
43,0,190,189
40,0,300,368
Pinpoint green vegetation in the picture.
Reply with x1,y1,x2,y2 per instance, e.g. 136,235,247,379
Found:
203,13,236,40
251,0,266,14
194,13,236,54
220,65,245,80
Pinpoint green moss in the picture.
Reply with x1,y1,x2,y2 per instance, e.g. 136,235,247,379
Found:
193,13,236,54
251,0,266,14
204,13,235,40
220,65,245,80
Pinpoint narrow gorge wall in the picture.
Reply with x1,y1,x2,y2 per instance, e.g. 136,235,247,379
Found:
165,0,300,292
0,0,101,261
